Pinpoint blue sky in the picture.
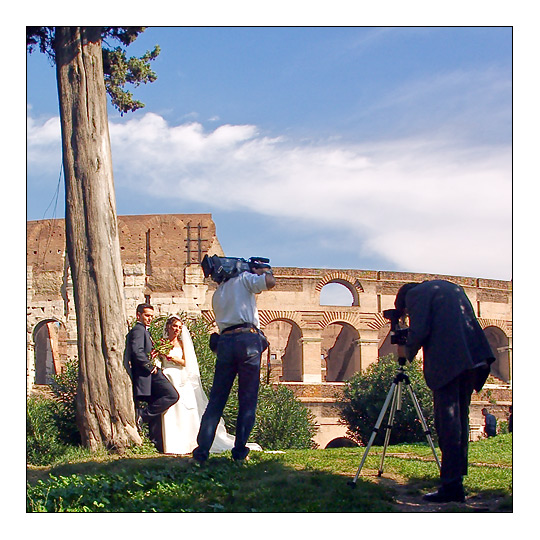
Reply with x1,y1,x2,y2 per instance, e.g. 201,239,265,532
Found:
27,26,512,280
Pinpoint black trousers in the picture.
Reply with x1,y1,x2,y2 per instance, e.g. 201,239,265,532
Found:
432,370,475,486
140,370,179,452
193,331,263,461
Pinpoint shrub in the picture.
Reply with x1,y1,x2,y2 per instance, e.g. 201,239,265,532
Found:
339,355,435,446
26,396,69,466
253,384,318,449
50,357,80,446
27,356,82,466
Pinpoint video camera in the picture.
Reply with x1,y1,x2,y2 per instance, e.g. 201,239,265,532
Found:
201,254,271,284
382,308,409,346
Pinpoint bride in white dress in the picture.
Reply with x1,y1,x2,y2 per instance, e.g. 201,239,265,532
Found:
158,316,261,455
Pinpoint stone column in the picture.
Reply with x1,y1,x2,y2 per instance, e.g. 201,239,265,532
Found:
300,329,323,383
357,329,380,371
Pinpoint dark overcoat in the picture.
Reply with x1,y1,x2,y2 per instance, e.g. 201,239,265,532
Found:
125,322,154,397
404,280,495,391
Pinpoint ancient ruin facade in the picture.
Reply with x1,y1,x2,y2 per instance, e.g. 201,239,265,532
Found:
27,214,512,447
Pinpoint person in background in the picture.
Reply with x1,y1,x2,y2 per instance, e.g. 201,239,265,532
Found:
482,407,497,438
395,280,495,503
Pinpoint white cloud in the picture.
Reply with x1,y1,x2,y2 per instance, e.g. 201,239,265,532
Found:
27,110,511,279
26,113,61,169
109,113,511,278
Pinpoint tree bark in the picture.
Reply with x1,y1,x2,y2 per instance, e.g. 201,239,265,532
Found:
54,27,141,452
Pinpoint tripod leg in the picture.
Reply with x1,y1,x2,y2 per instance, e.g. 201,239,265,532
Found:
405,385,441,471
377,381,401,476
348,383,397,486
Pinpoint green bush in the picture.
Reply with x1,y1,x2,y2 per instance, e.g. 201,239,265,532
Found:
50,357,80,446
253,384,318,449
26,396,69,466
498,420,509,435
27,357,81,467
339,355,435,446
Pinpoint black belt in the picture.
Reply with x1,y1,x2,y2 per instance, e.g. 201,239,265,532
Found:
221,323,258,334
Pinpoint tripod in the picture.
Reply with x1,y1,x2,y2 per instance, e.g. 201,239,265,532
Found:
348,356,441,487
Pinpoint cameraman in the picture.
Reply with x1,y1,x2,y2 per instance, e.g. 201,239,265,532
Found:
394,280,495,503
192,264,276,464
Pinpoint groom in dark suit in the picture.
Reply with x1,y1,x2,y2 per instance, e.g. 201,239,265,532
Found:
126,303,179,452
395,280,495,503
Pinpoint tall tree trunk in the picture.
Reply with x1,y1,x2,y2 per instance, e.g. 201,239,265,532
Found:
54,27,141,452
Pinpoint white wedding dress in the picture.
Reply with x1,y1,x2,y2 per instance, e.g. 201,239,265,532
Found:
160,324,261,455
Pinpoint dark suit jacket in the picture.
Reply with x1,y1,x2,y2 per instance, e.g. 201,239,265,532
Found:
404,280,495,391
125,322,154,397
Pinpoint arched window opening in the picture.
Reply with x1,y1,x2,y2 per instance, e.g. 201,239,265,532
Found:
34,320,64,385
484,326,511,383
264,320,303,382
320,282,356,306
322,322,360,381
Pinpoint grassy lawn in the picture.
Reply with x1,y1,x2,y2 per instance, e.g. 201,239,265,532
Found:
26,434,512,512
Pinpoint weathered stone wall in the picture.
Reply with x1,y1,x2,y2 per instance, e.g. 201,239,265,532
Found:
27,214,512,448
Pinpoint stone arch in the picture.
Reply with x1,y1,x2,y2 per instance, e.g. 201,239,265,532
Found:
31,318,67,385
261,313,303,383
478,318,512,337
483,325,511,383
316,272,364,307
322,321,360,382
259,310,302,329
320,282,356,306
318,311,364,330
325,437,358,448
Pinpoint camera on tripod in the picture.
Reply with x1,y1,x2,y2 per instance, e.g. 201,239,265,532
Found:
201,254,271,284
383,308,409,346
349,308,441,486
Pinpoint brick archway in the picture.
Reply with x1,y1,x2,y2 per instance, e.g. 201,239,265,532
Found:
484,325,511,383
322,321,360,382
315,272,364,307
31,318,67,385
262,316,304,382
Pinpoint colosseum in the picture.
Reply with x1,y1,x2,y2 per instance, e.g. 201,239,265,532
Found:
27,213,512,447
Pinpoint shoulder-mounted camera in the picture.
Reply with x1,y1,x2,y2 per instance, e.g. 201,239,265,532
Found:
201,254,271,284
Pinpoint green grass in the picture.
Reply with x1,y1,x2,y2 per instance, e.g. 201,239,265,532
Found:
26,434,512,512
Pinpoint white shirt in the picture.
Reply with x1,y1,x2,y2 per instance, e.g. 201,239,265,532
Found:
212,272,268,332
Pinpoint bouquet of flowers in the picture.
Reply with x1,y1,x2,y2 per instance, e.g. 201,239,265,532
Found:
149,338,174,366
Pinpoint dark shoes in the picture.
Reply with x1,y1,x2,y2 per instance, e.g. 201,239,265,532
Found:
423,483,466,503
